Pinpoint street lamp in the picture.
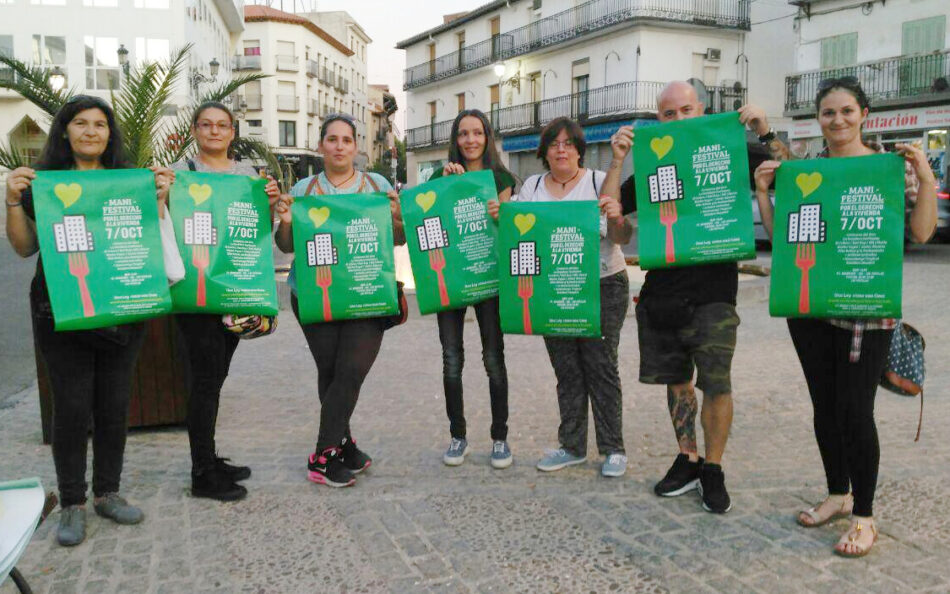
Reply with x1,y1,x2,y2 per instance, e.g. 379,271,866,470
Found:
493,62,506,78
49,66,66,91
190,58,220,97
117,44,129,75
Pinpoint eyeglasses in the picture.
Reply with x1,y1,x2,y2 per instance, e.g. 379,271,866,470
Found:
549,139,576,150
817,76,860,92
196,121,233,132
324,113,355,124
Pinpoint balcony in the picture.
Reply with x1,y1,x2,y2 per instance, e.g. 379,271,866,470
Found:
306,60,319,78
403,0,750,90
784,49,950,116
336,77,349,93
307,98,318,115
405,80,745,150
244,94,263,110
233,54,262,71
276,55,299,72
276,95,299,112
319,67,331,86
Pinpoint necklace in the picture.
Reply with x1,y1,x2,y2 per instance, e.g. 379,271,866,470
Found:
327,169,357,188
549,169,580,190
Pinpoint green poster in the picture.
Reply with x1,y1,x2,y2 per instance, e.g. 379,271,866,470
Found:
291,193,398,324
169,171,278,315
497,201,600,337
770,153,904,318
32,169,172,331
400,170,499,315
634,112,755,269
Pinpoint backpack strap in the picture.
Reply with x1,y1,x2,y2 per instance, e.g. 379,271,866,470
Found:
305,174,323,196
535,175,543,192
592,170,601,195
186,159,197,172
363,172,380,192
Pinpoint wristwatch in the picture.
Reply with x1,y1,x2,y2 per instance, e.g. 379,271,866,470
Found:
758,128,777,144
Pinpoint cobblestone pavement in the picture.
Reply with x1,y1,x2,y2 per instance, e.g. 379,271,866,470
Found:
2,246,949,593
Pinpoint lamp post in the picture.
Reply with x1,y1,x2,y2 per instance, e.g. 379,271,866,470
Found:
117,44,130,76
190,58,220,97
49,66,66,92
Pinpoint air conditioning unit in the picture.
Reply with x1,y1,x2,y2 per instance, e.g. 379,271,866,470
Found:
706,48,721,61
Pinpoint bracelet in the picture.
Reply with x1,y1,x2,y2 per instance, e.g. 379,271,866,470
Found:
758,128,776,144
5,200,22,208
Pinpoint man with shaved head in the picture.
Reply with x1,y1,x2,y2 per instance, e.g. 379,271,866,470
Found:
603,81,784,513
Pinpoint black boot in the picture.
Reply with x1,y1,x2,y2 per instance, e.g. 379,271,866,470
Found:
215,455,251,482
192,465,248,501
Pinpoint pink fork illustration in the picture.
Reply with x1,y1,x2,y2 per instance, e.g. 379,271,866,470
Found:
517,275,534,334
429,249,450,307
192,245,210,307
659,201,678,264
67,252,95,317
316,266,333,321
795,243,816,315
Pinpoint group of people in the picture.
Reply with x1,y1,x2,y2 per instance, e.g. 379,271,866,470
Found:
4,76,936,561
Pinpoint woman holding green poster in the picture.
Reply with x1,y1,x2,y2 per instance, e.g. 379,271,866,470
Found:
427,109,516,469
169,101,281,503
275,114,404,488
5,95,175,546
515,117,633,478
753,78,936,557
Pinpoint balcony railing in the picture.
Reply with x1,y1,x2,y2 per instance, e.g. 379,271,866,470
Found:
319,67,331,86
244,94,263,110
785,49,950,115
336,78,349,93
276,95,299,112
405,80,745,150
307,98,318,115
275,55,299,72
403,0,750,89
233,54,262,71
306,60,319,78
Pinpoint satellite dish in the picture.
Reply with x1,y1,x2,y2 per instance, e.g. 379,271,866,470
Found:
686,77,709,111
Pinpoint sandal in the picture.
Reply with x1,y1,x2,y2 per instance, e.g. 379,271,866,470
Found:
834,516,878,558
797,493,853,528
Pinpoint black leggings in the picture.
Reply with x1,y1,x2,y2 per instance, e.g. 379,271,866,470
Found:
436,297,508,441
292,296,384,451
787,319,893,517
33,312,146,507
175,314,240,471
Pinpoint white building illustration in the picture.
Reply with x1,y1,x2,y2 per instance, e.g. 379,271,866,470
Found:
416,216,449,252
788,203,826,243
306,233,338,267
510,241,540,276
647,164,684,203
184,211,217,246
53,215,94,253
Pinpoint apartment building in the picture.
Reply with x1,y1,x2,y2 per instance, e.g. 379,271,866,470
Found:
397,0,796,185
784,0,949,184
0,0,244,163
367,83,391,167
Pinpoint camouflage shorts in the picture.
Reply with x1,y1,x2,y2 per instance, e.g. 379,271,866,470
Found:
635,301,739,396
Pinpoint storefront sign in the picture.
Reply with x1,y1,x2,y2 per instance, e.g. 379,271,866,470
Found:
790,105,950,139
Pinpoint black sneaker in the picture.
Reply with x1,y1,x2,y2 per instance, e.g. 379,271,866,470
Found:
307,447,355,488
654,453,703,497
215,455,251,482
340,436,372,474
192,466,248,502
699,463,732,514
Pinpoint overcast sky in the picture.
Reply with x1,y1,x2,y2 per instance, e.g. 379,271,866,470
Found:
313,0,480,134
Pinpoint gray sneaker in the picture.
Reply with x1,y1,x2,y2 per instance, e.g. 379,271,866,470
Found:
536,447,586,472
57,505,86,547
442,438,468,466
93,493,144,525
601,453,628,477
490,440,513,469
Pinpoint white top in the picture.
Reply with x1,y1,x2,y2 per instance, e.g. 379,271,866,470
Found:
515,169,627,278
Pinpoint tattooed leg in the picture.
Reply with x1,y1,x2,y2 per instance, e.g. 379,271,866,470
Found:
667,383,698,461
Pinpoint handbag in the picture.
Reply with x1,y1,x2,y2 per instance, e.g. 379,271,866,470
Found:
879,321,925,441
222,314,278,339
381,281,409,330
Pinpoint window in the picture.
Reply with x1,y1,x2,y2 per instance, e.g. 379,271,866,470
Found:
84,0,118,6
31,0,66,5
33,35,66,66
901,16,946,92
134,0,169,7
279,121,296,147
0,36,13,83
820,33,857,69
135,38,169,65
84,36,120,90
902,16,946,54
243,40,261,56
246,119,262,127
457,92,465,111
489,84,499,124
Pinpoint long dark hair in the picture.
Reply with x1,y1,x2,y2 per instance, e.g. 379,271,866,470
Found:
447,109,515,183
35,95,128,170
192,101,236,158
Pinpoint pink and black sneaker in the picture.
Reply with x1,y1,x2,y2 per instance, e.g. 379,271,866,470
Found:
307,447,355,488
340,436,372,474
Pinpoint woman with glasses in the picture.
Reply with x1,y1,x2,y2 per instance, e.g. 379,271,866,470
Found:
275,114,404,488
754,77,937,557
425,109,516,469
5,95,175,546
168,101,281,502
514,117,633,478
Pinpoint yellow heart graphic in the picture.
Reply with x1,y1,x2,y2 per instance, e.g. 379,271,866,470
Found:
54,183,82,208
188,183,213,206
514,213,536,236
650,136,674,160
308,206,330,228
415,191,436,213
795,172,823,199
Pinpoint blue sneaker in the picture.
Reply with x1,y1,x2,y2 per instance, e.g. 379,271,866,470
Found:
601,453,628,477
490,440,513,469
536,447,586,472
443,438,468,466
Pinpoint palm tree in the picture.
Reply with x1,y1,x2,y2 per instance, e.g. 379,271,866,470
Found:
0,45,283,185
